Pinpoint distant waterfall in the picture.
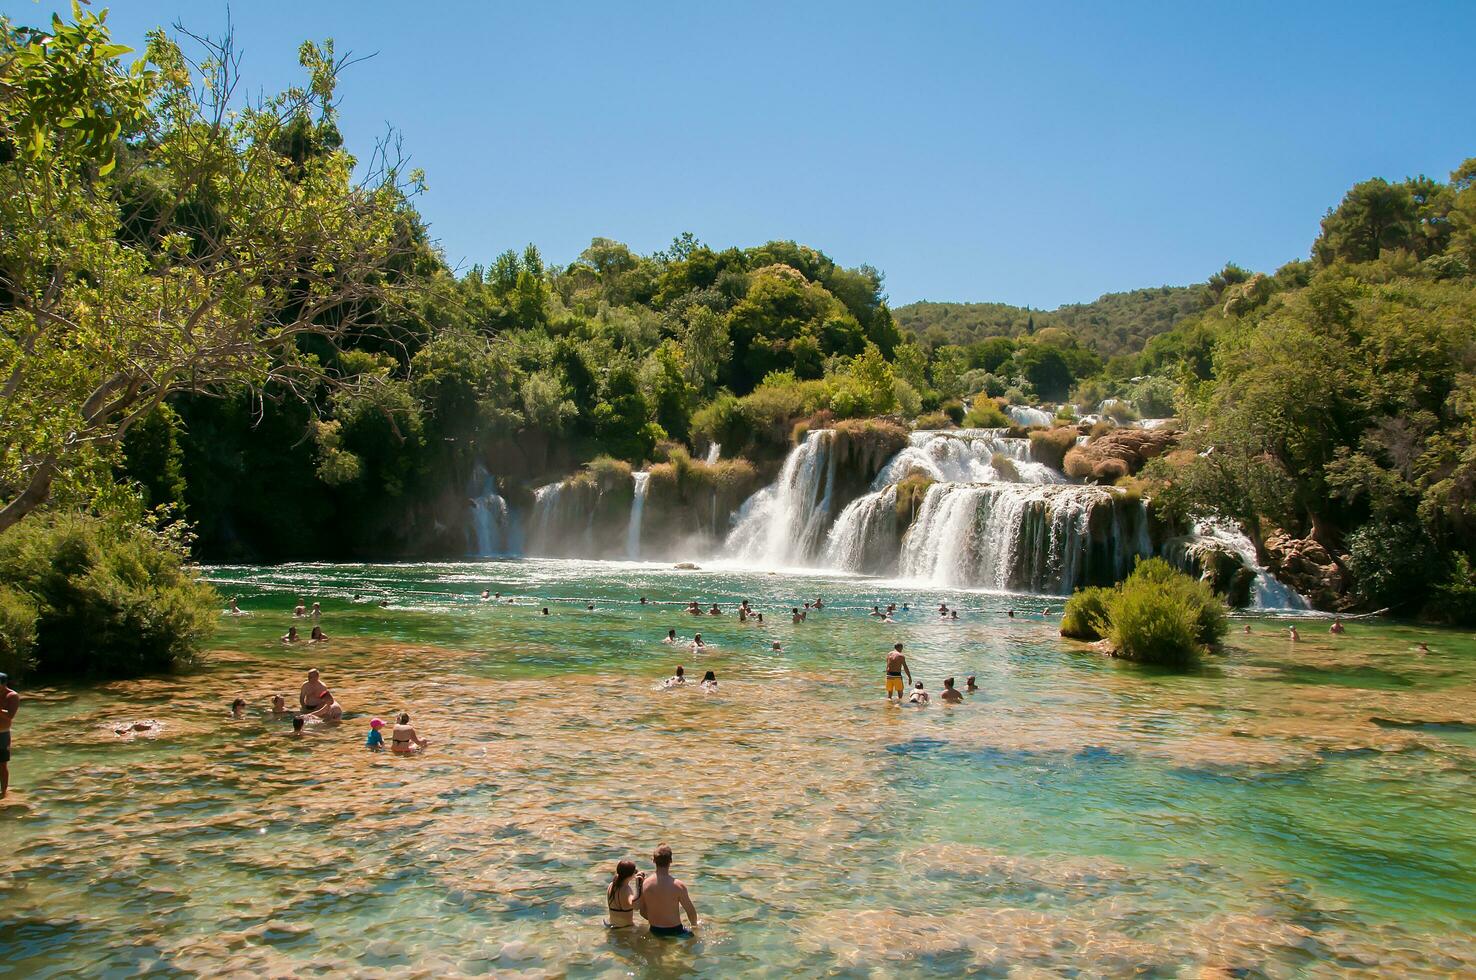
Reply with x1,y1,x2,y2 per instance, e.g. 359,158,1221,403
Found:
705,443,721,464
897,483,1150,593
1192,519,1309,610
725,430,838,567
626,471,651,560
874,429,1066,487
527,481,593,557
466,462,512,557
1006,405,1054,428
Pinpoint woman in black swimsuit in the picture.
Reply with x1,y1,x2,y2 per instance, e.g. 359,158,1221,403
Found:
605,860,644,928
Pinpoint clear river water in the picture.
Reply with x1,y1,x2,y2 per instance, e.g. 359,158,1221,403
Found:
3,558,1474,976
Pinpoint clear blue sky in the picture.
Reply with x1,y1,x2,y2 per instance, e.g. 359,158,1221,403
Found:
13,1,1476,307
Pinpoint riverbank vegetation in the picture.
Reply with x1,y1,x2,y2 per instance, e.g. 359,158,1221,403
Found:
1061,559,1229,667
2,7,1474,648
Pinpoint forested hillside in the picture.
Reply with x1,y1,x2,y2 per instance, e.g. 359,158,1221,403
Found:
895,284,1210,358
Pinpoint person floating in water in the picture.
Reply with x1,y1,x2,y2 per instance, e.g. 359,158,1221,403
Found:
771,641,782,652
663,629,679,644
605,859,644,929
294,599,307,618
639,844,699,937
664,666,686,687
1329,619,1346,635
965,675,978,693
940,677,963,704
885,643,912,702
689,633,706,654
1288,626,1300,642
271,694,289,716
480,590,490,600
281,626,300,644
542,607,550,616
310,602,322,618
700,670,718,692
1007,609,1015,619
950,610,959,621
813,597,824,610
290,716,305,737
908,680,930,705
791,607,805,624
587,603,595,611
640,597,648,605
391,712,428,752
870,606,884,618
707,604,721,616
938,602,949,617
226,596,247,616
230,698,246,718
1244,623,1252,634
0,672,17,799
309,625,329,643
365,718,386,750
687,601,703,616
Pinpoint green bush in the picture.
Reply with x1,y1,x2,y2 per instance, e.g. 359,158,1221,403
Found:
1106,578,1201,667
963,396,1010,428
1028,427,1078,470
913,410,954,430
0,513,218,679
0,586,38,679
1060,586,1112,640
1062,558,1228,667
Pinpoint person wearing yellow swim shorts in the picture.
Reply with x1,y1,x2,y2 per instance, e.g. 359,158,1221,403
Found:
885,643,912,702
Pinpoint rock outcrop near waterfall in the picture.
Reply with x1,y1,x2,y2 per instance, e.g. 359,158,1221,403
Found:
1063,427,1179,483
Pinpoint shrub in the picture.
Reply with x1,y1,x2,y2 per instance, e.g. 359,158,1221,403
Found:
963,396,1010,428
1028,427,1078,470
939,400,966,425
1122,557,1228,646
1431,554,1476,625
0,513,218,679
894,473,935,531
991,452,1020,481
1102,400,1140,424
584,455,633,490
1106,579,1201,667
0,586,38,679
913,410,954,431
1060,586,1112,640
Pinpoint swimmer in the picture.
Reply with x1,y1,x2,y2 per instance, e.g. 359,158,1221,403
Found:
885,643,912,702
640,597,648,605
542,607,550,616
587,603,595,611
883,613,897,624
901,603,909,612
664,665,687,687
605,859,645,929
700,670,718,692
294,599,306,618
771,641,782,652
290,716,305,737
4,674,21,797
965,675,977,693
309,625,329,643
1244,624,1252,634
378,599,390,608
755,612,764,624
391,712,428,752
1288,626,1300,642
791,607,805,624
299,690,342,723
281,626,300,644
481,590,490,600
690,633,706,654
814,598,824,610
226,596,246,616
804,601,812,610
1329,619,1346,635
687,602,703,616
1417,642,1430,654
663,629,679,644
1041,606,1051,617
870,606,885,618
1007,609,1015,619
940,677,963,704
950,610,959,621
310,602,322,618
366,718,385,750
707,604,721,616
938,603,949,617
229,698,246,718
907,680,930,705
495,592,502,600
299,669,329,712
639,843,699,937
738,608,748,623
271,694,288,716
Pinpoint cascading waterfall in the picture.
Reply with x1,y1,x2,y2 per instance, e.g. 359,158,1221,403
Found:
705,443,721,464
725,430,838,567
626,471,650,560
1006,405,1055,428
895,483,1149,593
466,462,511,556
823,485,900,574
873,429,1066,487
1190,518,1309,610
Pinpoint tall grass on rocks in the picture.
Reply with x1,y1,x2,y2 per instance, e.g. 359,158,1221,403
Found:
1060,558,1228,667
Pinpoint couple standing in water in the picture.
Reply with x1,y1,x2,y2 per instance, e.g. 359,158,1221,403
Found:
606,844,700,937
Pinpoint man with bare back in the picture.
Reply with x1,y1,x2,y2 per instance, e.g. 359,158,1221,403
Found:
885,643,912,702
638,843,699,937
1,673,18,798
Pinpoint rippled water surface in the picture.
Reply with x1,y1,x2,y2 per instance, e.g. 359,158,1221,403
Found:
4,559,1475,976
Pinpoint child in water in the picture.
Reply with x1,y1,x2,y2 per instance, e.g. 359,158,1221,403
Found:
366,718,385,750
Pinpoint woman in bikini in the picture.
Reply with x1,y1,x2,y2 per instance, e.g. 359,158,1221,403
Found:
391,712,429,753
605,859,644,929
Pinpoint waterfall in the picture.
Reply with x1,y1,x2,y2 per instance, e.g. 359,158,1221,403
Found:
705,443,721,464
526,482,565,556
1190,519,1309,610
1006,405,1054,428
626,471,650,560
725,430,838,567
823,486,900,574
466,462,511,557
874,429,1065,487
897,483,1149,593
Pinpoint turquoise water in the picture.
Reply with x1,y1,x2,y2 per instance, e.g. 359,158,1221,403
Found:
3,558,1474,975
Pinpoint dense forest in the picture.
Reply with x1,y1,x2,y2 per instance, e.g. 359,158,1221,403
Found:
1,8,1474,684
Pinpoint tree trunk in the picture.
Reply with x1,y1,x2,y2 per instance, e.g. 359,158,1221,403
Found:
0,458,58,534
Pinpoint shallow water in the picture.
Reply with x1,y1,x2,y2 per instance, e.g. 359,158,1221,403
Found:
3,558,1475,976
